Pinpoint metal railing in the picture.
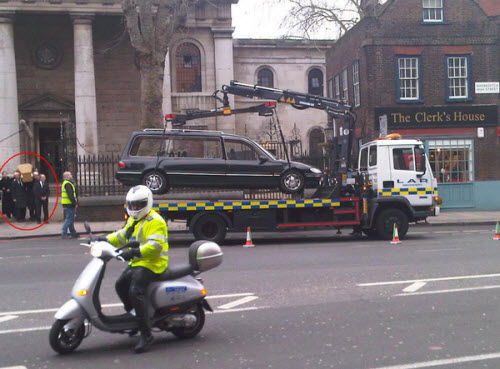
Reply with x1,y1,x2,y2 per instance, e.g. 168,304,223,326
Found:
76,154,128,197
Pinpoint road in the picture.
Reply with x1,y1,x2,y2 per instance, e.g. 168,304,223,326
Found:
0,224,500,369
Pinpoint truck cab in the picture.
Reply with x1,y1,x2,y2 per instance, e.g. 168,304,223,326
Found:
358,134,440,239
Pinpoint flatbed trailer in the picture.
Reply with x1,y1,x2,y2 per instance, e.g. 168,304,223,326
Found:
154,194,365,244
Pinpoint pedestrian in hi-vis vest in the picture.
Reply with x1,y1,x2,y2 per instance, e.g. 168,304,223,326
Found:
61,171,79,239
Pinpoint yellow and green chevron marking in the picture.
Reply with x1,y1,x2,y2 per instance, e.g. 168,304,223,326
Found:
154,198,341,212
378,187,438,196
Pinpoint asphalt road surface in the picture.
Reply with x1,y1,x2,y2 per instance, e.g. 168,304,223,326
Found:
1,225,500,369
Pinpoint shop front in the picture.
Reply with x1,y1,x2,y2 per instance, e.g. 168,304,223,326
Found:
375,105,498,210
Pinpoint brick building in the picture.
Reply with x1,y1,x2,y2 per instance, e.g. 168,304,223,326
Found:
326,0,499,210
0,0,331,181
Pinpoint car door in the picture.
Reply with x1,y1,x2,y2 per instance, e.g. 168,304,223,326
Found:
223,138,283,187
160,135,225,187
390,145,432,206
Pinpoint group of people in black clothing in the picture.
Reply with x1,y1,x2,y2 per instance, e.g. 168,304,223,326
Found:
0,170,50,224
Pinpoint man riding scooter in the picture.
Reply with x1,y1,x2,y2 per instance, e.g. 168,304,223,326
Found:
103,185,168,353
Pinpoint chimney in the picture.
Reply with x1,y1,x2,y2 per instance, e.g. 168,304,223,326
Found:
360,0,379,18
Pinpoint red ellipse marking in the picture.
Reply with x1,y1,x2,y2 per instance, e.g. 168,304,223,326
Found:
0,152,60,231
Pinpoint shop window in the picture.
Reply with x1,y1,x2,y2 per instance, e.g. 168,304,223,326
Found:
308,68,323,96
352,60,360,107
334,74,341,100
342,68,349,102
257,68,274,88
447,56,470,101
397,57,421,102
428,139,473,183
423,0,444,23
175,43,202,92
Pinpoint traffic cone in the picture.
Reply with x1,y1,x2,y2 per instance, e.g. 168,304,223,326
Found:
494,222,500,241
243,227,255,247
390,223,401,244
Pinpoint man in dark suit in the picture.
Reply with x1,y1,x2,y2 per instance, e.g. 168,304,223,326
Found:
25,172,37,221
0,171,14,218
34,174,50,224
11,171,27,222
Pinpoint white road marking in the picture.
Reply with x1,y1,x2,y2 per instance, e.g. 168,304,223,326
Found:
417,248,461,252
0,366,28,369
402,282,427,293
0,305,268,335
433,231,456,234
371,351,500,369
0,293,257,316
0,326,50,335
206,293,254,299
396,284,500,297
358,272,500,287
217,296,259,310
463,230,481,233
0,315,18,324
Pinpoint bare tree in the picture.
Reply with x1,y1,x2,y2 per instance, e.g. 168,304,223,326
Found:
278,0,382,39
122,0,197,128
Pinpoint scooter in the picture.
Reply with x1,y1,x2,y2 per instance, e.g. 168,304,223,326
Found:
49,222,223,354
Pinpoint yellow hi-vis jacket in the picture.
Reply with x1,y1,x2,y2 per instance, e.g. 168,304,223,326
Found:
61,180,77,206
107,209,168,274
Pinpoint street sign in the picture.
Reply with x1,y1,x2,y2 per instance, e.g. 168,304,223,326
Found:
475,82,499,94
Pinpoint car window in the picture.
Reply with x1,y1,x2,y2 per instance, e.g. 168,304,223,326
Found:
129,136,164,157
166,136,222,159
393,148,415,171
369,145,377,167
224,139,259,161
415,146,426,172
359,147,368,170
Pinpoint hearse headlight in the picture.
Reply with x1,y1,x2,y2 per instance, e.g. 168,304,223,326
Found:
310,168,322,174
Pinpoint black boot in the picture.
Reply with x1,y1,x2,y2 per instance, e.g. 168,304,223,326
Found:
134,328,153,354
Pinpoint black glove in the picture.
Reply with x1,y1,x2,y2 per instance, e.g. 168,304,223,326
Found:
124,241,140,249
96,236,108,242
120,248,141,261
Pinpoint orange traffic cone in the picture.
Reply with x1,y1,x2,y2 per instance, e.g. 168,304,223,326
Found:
494,222,500,241
390,223,401,244
243,227,255,247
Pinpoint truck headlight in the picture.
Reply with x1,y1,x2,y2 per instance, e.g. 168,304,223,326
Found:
310,168,322,174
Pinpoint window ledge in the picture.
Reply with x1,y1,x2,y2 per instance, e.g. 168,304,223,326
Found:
421,21,449,25
446,97,473,103
396,99,424,104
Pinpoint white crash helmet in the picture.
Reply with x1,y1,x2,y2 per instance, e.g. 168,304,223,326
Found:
126,185,153,220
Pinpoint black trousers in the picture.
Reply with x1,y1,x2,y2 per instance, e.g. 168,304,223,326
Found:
15,206,26,221
115,266,159,332
35,199,49,222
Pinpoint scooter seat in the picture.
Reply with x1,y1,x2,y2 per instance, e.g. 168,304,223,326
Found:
158,263,194,281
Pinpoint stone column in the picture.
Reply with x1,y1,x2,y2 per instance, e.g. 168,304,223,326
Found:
213,27,235,133
162,51,172,128
0,13,20,170
72,14,98,157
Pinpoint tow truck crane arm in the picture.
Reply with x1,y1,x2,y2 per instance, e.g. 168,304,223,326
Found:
165,102,276,127
222,81,356,178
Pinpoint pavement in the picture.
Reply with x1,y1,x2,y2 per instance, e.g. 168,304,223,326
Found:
0,208,499,240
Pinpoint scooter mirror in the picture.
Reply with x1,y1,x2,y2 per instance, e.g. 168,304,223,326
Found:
84,221,91,234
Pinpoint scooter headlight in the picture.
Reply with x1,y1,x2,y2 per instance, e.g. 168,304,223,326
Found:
90,245,103,257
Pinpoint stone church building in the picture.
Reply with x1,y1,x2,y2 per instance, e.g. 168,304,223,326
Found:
0,0,332,179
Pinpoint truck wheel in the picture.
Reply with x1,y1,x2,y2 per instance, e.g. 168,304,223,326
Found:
142,171,168,194
376,208,409,240
192,214,227,244
279,170,305,194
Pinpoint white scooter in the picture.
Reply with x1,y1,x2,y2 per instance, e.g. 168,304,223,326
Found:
49,222,223,354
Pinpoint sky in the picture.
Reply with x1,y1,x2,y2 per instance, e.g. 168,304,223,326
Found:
231,0,336,40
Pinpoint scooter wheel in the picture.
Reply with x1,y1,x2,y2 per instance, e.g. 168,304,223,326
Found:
171,304,205,339
49,319,85,354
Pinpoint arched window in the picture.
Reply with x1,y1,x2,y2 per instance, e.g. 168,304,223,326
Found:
257,68,274,88
308,68,324,96
309,128,325,157
175,43,202,92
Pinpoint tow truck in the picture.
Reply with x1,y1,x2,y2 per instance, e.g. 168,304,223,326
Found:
150,81,440,243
